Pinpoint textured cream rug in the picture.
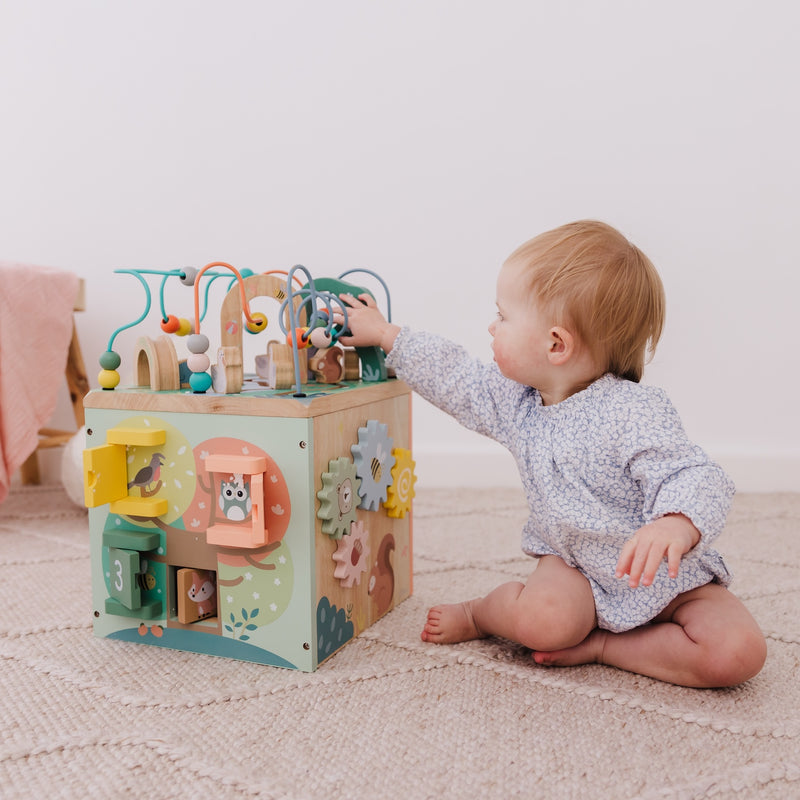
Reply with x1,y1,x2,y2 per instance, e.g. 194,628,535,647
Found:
1,485,798,799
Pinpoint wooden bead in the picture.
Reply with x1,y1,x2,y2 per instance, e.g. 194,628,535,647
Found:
189,371,212,393
98,369,120,389
160,315,180,333
187,353,211,373
246,312,268,333
286,327,311,348
186,333,209,354
178,267,198,286
99,350,121,369
309,327,333,349
176,318,193,336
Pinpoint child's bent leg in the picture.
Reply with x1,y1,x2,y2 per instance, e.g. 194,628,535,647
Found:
534,583,766,688
421,555,597,650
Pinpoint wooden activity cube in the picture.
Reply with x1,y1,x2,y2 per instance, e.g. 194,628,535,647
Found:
84,380,413,671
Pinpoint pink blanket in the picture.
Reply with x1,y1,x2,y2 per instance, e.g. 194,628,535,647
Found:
0,263,81,503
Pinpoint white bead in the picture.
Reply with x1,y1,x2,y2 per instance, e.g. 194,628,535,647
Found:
187,353,211,372
309,328,333,348
179,267,198,286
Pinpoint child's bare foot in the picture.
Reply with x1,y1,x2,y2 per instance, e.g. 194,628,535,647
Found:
421,601,485,644
533,629,607,667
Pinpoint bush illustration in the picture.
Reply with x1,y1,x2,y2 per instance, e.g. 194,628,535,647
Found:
316,597,354,660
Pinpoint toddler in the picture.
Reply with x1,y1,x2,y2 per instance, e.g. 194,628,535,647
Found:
338,220,766,688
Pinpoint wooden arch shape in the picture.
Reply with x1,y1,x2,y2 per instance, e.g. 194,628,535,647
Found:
215,273,307,394
134,335,180,391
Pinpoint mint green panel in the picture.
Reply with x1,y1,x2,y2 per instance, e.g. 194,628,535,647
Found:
87,407,316,672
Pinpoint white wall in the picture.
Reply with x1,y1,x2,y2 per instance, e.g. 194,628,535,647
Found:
3,1,798,491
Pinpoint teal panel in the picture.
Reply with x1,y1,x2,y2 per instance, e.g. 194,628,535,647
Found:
103,529,161,551
107,626,297,669
105,596,162,619
107,547,141,609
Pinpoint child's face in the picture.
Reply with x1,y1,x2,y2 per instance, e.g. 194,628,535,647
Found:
488,261,555,388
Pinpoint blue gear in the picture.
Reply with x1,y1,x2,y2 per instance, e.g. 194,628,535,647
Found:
351,420,396,511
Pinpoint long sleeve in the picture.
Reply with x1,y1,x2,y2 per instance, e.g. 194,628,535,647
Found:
617,385,735,547
385,327,529,449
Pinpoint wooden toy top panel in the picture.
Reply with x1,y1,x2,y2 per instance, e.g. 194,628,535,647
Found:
84,378,411,419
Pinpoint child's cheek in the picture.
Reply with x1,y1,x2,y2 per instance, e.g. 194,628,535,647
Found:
491,340,508,369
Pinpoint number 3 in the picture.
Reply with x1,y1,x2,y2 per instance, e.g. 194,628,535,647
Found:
113,558,124,591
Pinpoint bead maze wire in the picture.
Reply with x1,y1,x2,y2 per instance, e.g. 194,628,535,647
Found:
99,263,392,395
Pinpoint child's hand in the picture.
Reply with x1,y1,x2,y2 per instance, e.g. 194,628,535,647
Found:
615,514,701,588
337,293,401,353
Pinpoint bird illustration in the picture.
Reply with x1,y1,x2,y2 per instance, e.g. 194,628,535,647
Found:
127,453,165,492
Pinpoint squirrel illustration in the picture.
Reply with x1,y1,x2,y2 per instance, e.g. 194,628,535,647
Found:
368,533,395,616
309,345,345,383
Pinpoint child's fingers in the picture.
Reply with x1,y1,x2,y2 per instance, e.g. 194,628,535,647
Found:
619,541,685,589
628,543,653,588
615,538,636,580
620,537,650,588
617,537,668,588
666,542,683,579
640,543,669,587
339,292,375,309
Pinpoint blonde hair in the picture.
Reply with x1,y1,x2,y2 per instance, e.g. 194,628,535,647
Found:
505,220,665,382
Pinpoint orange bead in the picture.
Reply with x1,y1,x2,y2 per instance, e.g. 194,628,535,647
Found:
286,327,311,348
160,315,180,333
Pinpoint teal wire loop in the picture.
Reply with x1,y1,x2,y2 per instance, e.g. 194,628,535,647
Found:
158,274,171,322
107,270,153,352
106,265,390,397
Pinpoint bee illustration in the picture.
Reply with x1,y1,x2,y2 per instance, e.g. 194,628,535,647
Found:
371,442,388,483
136,559,157,591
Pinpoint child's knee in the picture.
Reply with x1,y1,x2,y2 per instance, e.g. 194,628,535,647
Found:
700,626,767,687
727,626,767,684
513,592,592,651
516,562,596,650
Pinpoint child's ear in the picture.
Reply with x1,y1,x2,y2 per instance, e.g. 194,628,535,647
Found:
548,326,574,365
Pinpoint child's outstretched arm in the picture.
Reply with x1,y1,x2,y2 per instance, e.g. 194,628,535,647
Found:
615,513,701,588
337,293,401,354
339,292,523,444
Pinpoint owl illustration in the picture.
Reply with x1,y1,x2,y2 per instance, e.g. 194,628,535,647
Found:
219,474,252,521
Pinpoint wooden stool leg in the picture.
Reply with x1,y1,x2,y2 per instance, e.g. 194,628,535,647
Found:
19,451,41,485
65,321,89,428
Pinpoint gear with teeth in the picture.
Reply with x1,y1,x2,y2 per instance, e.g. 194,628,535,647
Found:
331,520,371,587
350,420,396,511
383,448,416,519
317,457,361,539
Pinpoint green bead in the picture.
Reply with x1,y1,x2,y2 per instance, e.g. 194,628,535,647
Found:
99,350,121,369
